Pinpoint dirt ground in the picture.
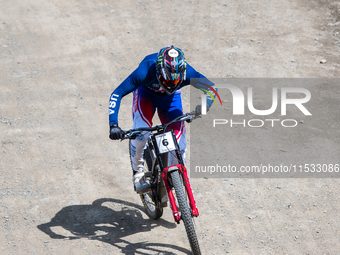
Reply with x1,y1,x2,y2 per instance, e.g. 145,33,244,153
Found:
1,0,340,254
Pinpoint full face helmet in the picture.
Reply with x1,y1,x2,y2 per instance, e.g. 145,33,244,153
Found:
156,45,187,94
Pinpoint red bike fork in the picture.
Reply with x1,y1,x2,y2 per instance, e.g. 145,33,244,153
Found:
162,164,199,223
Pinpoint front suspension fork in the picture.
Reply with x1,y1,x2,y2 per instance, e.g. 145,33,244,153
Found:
161,164,199,223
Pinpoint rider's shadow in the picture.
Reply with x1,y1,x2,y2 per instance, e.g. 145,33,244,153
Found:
37,198,191,255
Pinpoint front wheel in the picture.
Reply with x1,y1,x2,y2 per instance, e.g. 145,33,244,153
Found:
170,170,201,255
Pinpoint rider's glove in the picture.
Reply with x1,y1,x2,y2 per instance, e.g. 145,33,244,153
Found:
194,104,209,116
109,124,124,140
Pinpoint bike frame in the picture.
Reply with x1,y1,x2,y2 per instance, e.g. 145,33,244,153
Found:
147,129,199,223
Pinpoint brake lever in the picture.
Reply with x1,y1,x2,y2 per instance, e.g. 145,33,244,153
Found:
120,131,140,141
120,135,128,141
120,131,129,141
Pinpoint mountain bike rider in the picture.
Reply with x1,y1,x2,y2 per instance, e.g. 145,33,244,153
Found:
109,45,217,194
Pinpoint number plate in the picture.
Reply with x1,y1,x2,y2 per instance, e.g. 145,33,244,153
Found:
155,131,176,154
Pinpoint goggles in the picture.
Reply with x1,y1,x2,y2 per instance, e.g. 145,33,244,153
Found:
158,75,180,88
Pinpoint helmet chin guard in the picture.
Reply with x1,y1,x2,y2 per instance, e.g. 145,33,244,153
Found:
156,46,187,95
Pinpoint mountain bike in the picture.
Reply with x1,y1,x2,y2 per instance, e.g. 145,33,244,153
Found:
122,112,201,255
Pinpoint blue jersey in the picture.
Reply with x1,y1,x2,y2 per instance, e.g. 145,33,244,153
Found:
109,53,215,125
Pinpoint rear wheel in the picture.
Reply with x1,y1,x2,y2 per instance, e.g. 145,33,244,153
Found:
170,170,201,255
140,147,163,219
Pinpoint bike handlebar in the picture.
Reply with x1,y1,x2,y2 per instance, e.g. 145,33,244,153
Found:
121,112,200,140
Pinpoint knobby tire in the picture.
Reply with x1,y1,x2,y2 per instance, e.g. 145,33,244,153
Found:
139,147,163,219
170,170,201,255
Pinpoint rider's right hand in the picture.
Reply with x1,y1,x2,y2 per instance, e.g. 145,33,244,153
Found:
194,104,209,116
109,124,124,140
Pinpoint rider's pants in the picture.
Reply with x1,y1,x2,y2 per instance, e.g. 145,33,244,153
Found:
130,86,186,173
